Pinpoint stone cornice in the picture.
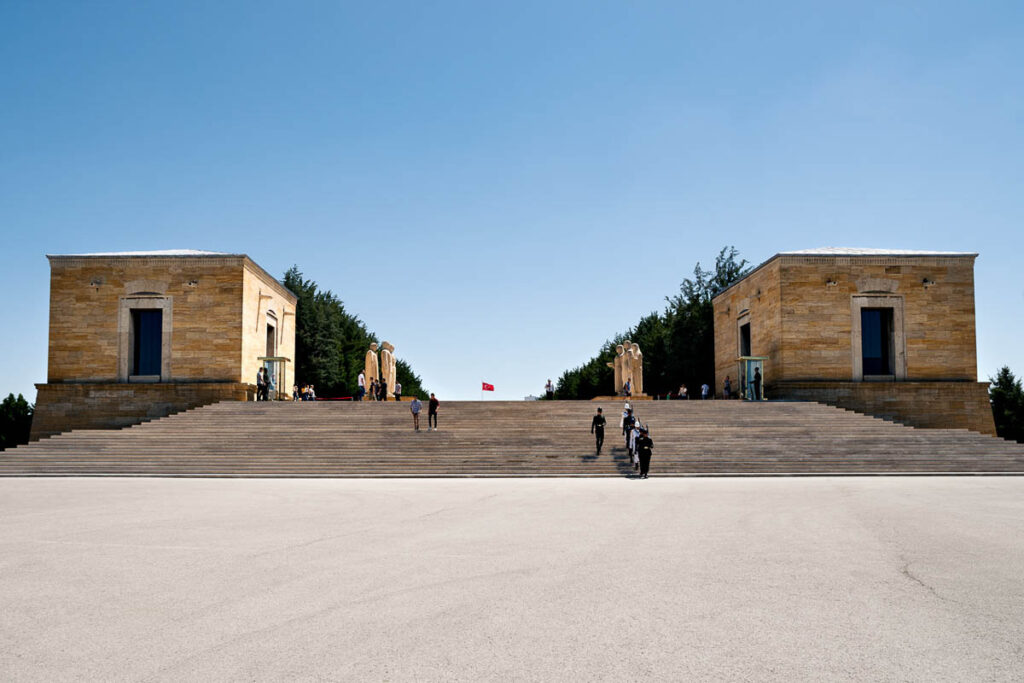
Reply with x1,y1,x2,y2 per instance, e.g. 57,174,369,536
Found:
48,255,247,268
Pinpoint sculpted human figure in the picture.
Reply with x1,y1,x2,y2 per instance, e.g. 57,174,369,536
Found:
621,340,634,394
630,342,644,396
364,342,380,392
380,341,397,399
606,344,626,395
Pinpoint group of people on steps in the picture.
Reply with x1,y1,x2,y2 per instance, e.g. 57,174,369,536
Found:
356,371,402,402
590,403,653,478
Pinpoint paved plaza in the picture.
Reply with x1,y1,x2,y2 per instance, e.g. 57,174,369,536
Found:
1,476,1022,681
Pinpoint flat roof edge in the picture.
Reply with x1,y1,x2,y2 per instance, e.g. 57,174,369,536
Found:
47,253,247,259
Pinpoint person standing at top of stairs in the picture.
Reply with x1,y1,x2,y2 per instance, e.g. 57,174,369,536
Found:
591,408,606,454
428,393,440,431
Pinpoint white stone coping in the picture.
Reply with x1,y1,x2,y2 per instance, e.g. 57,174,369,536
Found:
780,247,977,257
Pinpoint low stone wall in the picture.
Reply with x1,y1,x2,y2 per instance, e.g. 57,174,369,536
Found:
30,382,254,440
769,381,995,435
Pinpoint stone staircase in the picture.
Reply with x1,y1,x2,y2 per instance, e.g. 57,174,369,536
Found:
2,400,1023,476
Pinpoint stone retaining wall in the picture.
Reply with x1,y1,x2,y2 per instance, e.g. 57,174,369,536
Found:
30,382,253,440
769,381,995,435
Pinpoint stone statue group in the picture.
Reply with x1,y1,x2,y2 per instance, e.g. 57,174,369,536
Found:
365,341,397,399
607,341,644,396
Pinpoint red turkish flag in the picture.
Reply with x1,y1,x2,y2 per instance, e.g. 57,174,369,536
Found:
482,382,495,391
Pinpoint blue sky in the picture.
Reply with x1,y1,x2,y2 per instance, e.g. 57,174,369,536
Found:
2,1,1022,400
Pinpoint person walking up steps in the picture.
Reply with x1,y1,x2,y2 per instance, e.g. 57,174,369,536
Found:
591,407,606,454
410,396,422,431
428,393,439,431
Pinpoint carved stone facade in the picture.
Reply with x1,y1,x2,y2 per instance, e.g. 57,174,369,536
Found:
32,251,296,439
711,249,995,435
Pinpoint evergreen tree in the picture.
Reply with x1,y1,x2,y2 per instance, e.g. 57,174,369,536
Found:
990,366,1024,443
555,247,750,400
0,393,33,451
283,267,427,399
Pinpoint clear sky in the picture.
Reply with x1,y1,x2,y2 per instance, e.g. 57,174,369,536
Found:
2,1,1022,401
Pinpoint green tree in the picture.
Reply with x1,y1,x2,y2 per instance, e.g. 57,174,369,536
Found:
0,393,33,451
555,246,750,400
283,267,428,399
990,366,1024,443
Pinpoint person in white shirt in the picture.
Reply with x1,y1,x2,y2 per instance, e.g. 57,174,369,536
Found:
545,379,554,399
394,381,402,402
357,371,366,401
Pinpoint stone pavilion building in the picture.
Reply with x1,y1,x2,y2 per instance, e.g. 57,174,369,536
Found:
31,250,296,439
712,248,995,434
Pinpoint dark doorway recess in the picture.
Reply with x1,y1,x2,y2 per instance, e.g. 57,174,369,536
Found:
739,322,751,357
132,309,162,376
861,307,894,375
266,324,276,357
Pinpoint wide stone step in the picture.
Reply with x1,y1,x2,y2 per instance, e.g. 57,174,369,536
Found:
3,400,1023,476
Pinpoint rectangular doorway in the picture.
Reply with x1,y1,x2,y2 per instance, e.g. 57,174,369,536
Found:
860,307,894,376
266,323,276,357
132,309,163,376
739,322,751,357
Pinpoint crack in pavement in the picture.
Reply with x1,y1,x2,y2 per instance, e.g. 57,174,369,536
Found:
900,558,951,604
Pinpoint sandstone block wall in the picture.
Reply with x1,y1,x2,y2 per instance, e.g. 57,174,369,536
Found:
713,254,980,389
777,256,978,381
712,259,782,392
241,263,296,393
770,381,996,435
47,256,246,382
711,252,989,433
30,382,253,440
37,253,297,438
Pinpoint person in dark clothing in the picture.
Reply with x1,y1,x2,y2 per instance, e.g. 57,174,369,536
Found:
256,368,268,401
590,407,606,453
622,408,636,452
379,379,388,402
753,368,762,401
428,393,440,431
636,427,653,479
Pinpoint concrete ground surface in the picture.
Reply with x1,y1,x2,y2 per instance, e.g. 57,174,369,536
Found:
1,477,1022,682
